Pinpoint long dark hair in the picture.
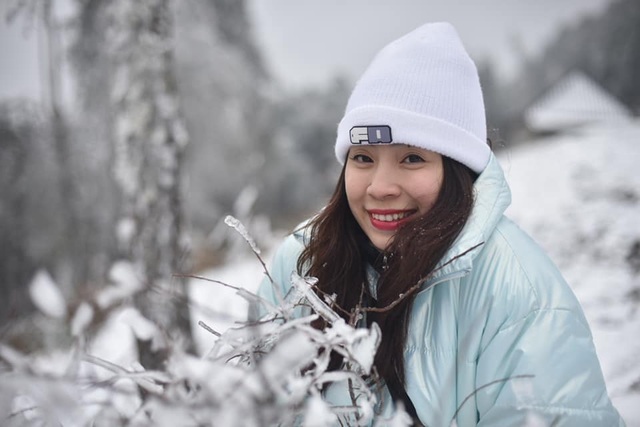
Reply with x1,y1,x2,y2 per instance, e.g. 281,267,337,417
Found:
297,155,477,394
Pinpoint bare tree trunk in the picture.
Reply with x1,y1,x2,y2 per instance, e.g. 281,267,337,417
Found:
42,0,82,292
108,0,193,368
0,109,36,330
67,0,119,294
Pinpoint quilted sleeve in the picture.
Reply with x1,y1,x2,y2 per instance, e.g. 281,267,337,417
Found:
474,299,625,426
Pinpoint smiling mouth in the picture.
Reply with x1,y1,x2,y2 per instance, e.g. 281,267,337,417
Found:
370,211,415,222
368,210,417,231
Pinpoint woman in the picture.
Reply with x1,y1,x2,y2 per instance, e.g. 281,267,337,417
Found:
257,22,624,426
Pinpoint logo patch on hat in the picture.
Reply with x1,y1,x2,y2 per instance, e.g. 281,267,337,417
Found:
350,125,392,144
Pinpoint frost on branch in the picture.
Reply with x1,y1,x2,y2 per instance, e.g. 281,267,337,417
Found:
0,217,412,426
225,214,261,255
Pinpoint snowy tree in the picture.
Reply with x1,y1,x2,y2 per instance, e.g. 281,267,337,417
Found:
108,0,194,366
41,0,86,292
257,77,348,218
0,102,39,327
3,0,88,294
172,0,272,233
67,0,120,291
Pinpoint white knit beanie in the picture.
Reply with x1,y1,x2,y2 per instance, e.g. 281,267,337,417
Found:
335,22,490,173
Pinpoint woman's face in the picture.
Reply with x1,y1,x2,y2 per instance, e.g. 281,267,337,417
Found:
345,144,444,251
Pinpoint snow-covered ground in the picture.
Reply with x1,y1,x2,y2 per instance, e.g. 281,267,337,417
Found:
190,119,640,425
498,120,640,425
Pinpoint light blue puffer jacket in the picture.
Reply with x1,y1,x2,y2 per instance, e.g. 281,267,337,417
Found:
257,154,624,426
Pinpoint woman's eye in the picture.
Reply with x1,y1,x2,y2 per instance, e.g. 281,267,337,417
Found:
402,154,425,163
350,154,373,163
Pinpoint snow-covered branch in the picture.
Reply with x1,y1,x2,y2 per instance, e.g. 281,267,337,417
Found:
0,217,410,426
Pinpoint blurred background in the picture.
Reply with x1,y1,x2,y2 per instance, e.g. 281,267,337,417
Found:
1,0,639,412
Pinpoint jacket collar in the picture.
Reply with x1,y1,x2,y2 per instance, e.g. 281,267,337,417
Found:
424,153,511,285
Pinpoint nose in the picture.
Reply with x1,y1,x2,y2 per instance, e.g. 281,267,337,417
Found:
367,164,401,200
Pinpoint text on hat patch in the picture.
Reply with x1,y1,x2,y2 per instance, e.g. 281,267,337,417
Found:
350,125,393,144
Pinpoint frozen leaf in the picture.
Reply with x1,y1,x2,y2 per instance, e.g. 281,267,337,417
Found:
303,393,338,427
260,330,316,387
290,272,340,323
0,344,28,369
120,307,163,349
358,397,375,425
349,322,381,374
96,262,143,308
376,402,413,427
109,261,143,293
71,302,94,336
29,270,66,319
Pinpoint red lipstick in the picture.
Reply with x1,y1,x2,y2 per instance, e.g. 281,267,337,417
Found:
368,209,416,231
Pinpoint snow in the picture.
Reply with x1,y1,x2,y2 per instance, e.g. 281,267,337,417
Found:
28,270,67,319
71,302,94,337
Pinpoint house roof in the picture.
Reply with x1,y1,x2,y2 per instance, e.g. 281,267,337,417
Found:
524,71,632,133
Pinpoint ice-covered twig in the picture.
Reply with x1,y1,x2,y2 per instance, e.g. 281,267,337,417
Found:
224,215,261,255
0,343,29,370
208,314,320,362
290,272,340,324
198,320,221,337
176,273,281,316
224,214,281,303
82,354,169,394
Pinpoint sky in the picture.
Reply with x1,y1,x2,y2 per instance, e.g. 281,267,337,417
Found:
0,0,615,101
0,9,43,101
247,0,614,90
0,1,75,103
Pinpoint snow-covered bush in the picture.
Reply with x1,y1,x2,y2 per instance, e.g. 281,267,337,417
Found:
0,216,412,427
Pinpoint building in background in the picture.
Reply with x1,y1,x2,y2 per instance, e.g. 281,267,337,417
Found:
524,70,633,136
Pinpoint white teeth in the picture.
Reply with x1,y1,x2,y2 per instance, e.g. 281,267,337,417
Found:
371,212,412,222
